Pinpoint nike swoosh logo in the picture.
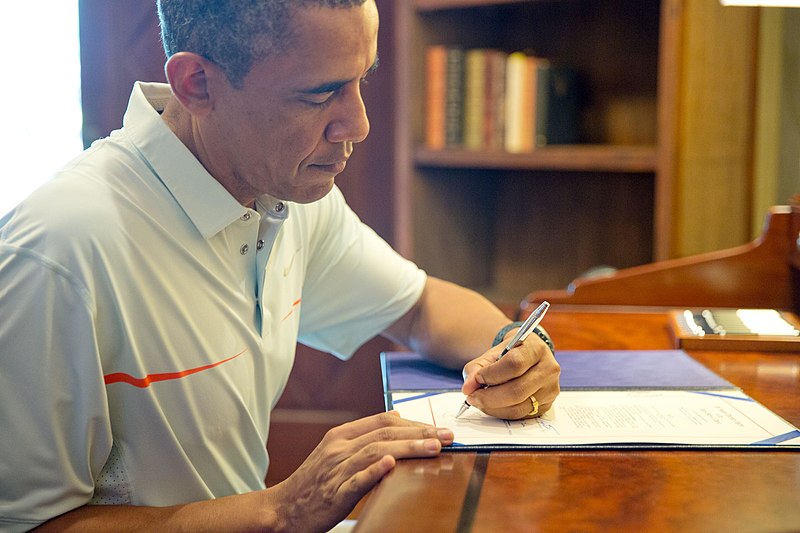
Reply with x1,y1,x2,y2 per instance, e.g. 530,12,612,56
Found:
283,246,303,277
281,298,302,322
103,349,247,388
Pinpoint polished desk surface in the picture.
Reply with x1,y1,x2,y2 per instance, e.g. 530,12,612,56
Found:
354,306,800,533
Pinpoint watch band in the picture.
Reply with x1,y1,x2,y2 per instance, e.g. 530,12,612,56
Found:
492,321,524,347
492,322,555,355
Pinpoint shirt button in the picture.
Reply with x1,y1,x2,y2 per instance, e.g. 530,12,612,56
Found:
241,212,251,221
240,244,249,255
275,202,285,213
256,239,265,250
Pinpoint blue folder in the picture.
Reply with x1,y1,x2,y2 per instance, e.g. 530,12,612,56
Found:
381,349,734,394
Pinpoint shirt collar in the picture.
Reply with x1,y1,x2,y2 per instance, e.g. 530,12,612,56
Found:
255,195,290,221
121,82,254,239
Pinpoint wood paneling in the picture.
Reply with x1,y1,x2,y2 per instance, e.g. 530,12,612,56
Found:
79,0,166,146
672,1,759,257
531,205,795,310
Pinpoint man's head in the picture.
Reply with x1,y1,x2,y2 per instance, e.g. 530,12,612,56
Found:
158,0,378,206
157,0,367,89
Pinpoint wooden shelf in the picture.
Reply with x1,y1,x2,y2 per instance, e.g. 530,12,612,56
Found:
394,0,665,299
415,145,657,173
415,0,537,11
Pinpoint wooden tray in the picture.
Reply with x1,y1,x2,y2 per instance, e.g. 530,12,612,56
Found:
669,309,800,352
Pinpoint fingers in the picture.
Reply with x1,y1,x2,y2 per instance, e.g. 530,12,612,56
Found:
476,345,536,386
325,410,416,440
321,416,455,507
324,411,452,444
275,413,455,531
461,350,502,395
465,338,561,420
329,415,454,484
319,412,454,479
475,390,558,420
337,454,397,506
343,417,455,460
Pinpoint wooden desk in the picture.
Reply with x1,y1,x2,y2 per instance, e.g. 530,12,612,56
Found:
354,306,800,532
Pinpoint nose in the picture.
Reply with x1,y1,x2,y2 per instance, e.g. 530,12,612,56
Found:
325,84,370,145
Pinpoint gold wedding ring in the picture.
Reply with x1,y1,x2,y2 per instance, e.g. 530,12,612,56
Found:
527,396,539,417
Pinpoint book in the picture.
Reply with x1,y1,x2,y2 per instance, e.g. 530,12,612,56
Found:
463,49,486,150
445,47,465,147
426,47,580,153
483,49,507,151
424,45,447,150
504,51,535,153
535,62,580,146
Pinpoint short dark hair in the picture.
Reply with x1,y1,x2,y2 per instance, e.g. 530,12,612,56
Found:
157,0,367,89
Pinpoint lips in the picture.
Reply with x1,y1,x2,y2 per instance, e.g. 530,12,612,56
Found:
312,160,347,173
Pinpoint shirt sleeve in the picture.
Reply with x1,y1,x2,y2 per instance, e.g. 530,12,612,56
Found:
0,244,112,531
297,188,426,359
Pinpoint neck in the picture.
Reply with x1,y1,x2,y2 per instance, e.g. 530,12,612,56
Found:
160,98,257,208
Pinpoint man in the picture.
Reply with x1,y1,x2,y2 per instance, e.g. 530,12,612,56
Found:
0,1,560,531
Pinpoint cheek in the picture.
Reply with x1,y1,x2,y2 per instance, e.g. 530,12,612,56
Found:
237,101,326,166
277,120,326,161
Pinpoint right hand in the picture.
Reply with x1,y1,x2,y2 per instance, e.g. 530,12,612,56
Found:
461,330,560,420
263,411,454,532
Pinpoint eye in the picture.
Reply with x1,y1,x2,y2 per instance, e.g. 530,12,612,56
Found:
304,92,335,108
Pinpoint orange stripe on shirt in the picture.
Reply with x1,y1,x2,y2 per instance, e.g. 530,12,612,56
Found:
103,349,247,388
281,298,302,322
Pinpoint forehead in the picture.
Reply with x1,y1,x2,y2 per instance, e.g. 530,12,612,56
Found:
246,2,379,89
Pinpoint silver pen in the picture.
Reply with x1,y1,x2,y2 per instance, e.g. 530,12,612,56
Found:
455,301,551,418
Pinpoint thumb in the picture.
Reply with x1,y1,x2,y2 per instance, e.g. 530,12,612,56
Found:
461,361,487,396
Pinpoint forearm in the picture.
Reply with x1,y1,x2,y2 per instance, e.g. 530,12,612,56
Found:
34,491,279,533
385,276,512,369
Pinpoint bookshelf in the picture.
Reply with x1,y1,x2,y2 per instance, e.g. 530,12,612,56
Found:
384,0,758,305
391,0,661,304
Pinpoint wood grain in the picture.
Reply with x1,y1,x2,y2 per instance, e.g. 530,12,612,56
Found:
354,308,800,532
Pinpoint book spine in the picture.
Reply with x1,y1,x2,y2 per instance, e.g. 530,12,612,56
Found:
484,49,506,151
506,52,538,154
463,49,486,150
504,51,527,154
521,54,538,152
424,45,447,150
542,65,580,145
534,59,551,148
429,46,580,152
445,48,465,148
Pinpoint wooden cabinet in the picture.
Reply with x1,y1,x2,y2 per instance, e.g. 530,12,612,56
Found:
388,0,759,306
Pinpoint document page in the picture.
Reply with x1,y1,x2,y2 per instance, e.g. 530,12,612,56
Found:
391,390,800,447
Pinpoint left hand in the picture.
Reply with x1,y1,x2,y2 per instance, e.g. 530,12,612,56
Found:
266,412,454,531
460,333,560,419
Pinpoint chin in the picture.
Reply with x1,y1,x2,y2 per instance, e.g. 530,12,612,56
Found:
292,179,336,204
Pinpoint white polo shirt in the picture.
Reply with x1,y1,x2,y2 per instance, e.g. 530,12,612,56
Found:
0,82,426,531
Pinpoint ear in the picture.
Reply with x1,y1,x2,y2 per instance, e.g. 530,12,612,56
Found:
165,52,218,115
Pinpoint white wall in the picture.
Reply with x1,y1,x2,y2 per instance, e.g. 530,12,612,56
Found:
0,2,82,217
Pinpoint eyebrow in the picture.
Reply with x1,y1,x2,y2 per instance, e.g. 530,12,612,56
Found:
299,54,380,95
